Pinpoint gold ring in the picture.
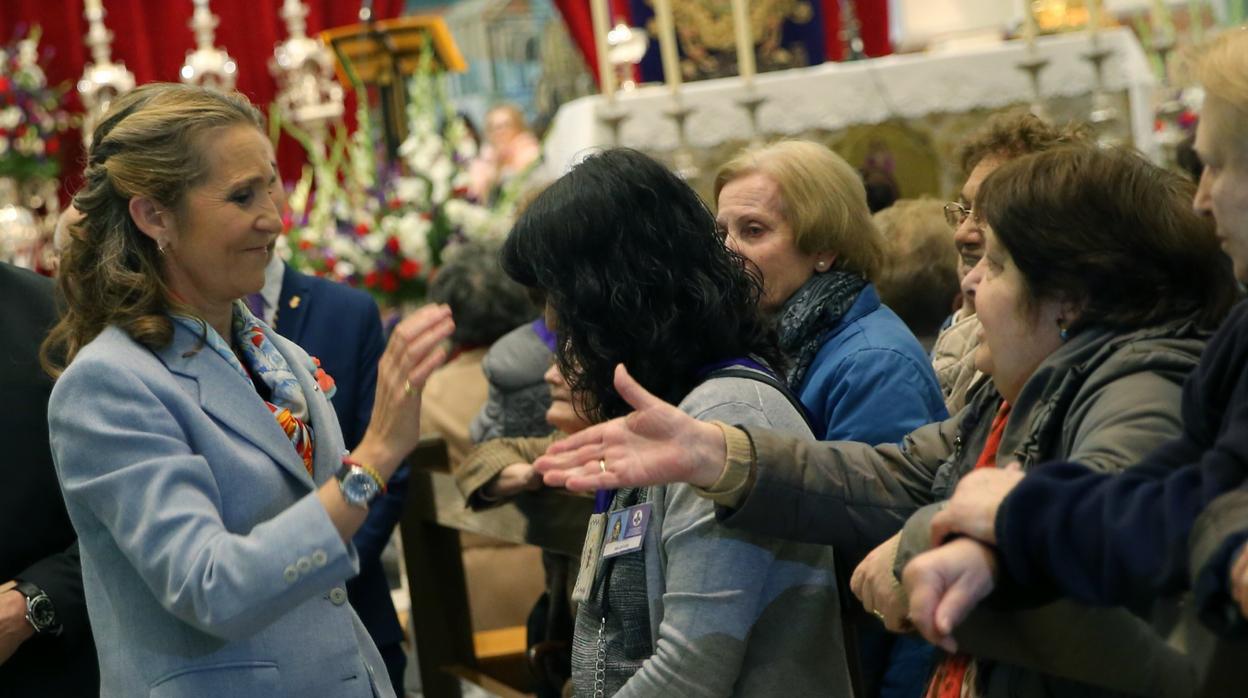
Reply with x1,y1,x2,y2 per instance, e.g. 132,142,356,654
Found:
871,609,885,621
598,458,607,474
403,380,414,396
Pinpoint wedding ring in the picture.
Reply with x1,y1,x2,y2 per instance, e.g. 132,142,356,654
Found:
871,609,886,621
403,380,414,396
598,458,607,474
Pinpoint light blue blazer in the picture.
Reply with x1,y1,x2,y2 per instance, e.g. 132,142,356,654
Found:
48,321,394,698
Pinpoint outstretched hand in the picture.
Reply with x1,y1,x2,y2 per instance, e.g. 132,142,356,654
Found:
532,364,728,492
929,463,1024,547
903,538,999,653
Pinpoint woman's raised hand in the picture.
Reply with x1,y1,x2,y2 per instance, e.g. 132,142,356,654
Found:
533,364,728,492
355,304,454,477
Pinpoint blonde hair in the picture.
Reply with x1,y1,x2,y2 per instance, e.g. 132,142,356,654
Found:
873,198,959,337
714,139,884,280
1193,27,1248,158
41,83,264,376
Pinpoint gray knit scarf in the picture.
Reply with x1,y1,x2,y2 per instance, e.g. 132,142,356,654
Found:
776,270,868,390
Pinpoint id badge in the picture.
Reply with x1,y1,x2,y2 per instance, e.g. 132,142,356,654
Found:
601,502,652,559
571,512,606,605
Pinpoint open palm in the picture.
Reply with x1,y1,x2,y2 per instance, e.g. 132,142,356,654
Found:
533,364,727,491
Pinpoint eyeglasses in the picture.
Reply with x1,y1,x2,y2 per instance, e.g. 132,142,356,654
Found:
943,201,975,228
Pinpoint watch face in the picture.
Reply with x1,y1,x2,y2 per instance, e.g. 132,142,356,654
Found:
342,470,380,505
29,596,56,631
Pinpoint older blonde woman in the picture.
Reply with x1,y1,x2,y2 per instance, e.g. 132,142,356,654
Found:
714,140,946,444
715,140,948,696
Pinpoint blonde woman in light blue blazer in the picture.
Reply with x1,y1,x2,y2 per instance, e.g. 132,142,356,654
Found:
43,84,454,697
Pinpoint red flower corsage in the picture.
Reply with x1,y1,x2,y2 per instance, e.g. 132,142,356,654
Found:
310,356,337,397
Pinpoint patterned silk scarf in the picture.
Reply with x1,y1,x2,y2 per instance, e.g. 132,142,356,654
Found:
926,401,1012,698
172,301,337,476
775,270,868,391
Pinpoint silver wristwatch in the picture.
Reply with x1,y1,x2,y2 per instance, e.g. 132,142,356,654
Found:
336,461,382,509
16,580,61,636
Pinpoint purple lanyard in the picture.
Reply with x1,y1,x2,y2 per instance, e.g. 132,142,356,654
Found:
590,357,772,512
594,489,614,514
531,317,558,353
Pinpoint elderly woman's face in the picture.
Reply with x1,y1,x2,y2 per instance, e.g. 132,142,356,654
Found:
544,362,593,434
1194,98,1248,283
964,225,1066,404
716,173,829,312
162,125,281,311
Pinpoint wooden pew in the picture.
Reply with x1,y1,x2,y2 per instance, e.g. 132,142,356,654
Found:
399,436,593,697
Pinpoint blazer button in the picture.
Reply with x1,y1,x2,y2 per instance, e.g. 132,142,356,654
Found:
329,587,348,605
296,556,313,573
283,565,299,583
312,549,328,567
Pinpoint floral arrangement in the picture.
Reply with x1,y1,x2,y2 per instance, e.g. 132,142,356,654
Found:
0,27,68,182
280,42,524,307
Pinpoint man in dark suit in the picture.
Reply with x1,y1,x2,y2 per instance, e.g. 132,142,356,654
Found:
250,254,407,691
0,261,98,695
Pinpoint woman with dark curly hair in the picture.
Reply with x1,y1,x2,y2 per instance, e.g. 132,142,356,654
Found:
500,148,851,696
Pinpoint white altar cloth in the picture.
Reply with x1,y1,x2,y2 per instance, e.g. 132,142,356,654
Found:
542,27,1158,175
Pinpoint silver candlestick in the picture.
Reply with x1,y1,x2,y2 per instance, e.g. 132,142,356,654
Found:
736,91,767,148
79,0,136,147
1082,43,1121,146
596,104,629,147
180,0,238,90
664,103,699,180
1015,54,1050,121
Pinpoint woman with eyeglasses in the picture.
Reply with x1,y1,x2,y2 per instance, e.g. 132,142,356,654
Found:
930,111,1087,415
534,144,1239,697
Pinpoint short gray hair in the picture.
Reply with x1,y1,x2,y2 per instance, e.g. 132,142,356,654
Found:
430,243,538,347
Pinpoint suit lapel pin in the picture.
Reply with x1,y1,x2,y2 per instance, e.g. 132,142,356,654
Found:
289,295,301,309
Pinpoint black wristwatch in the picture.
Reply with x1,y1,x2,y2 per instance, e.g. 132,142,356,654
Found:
15,580,61,636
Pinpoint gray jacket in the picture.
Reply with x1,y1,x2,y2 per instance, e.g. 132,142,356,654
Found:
572,375,852,697
469,321,554,443
724,320,1209,697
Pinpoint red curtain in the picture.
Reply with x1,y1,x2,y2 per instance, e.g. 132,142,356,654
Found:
0,0,405,197
552,0,632,86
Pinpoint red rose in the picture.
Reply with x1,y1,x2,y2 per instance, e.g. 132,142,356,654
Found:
380,271,398,293
298,239,312,250
45,136,59,155
355,222,370,237
385,236,400,255
364,271,379,288
398,259,421,278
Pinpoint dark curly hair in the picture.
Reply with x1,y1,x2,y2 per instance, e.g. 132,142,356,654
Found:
501,148,785,421
957,109,1088,176
977,145,1238,332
